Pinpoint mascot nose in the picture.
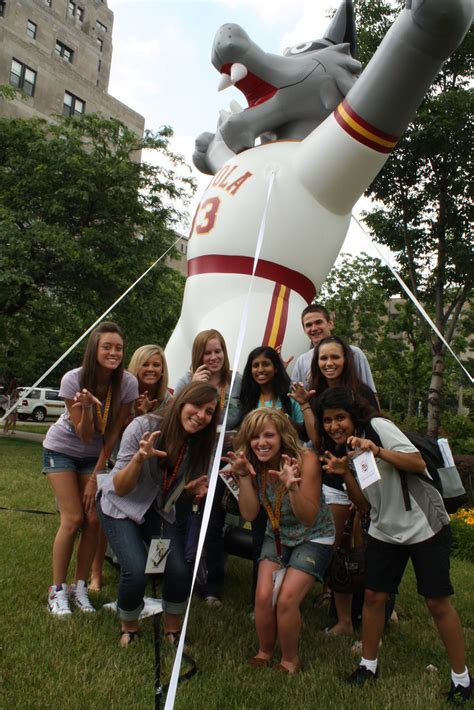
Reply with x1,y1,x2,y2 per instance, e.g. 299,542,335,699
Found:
213,23,251,64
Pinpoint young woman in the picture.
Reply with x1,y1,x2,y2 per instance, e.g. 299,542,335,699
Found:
97,382,220,647
128,344,172,416
241,346,308,605
89,344,173,591
317,387,471,702
42,322,138,616
226,408,334,674
174,329,242,606
291,335,378,635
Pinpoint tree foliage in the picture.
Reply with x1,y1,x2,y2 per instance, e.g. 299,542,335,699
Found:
354,0,473,434
0,113,194,384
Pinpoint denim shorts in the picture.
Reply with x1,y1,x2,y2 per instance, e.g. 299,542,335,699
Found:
259,535,333,582
42,448,98,475
322,484,350,506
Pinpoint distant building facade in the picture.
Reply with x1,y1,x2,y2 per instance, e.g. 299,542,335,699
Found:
0,0,144,136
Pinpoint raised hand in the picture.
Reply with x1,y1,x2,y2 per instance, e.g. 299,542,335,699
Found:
192,365,211,383
184,475,208,500
275,344,294,370
135,430,167,464
135,391,158,415
222,450,256,479
288,381,316,405
269,453,301,490
320,450,350,476
72,388,101,409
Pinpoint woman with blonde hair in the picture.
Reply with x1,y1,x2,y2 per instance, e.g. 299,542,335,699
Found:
226,408,334,673
128,344,172,415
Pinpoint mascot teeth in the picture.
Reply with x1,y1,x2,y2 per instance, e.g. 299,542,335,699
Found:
218,73,233,92
230,63,248,84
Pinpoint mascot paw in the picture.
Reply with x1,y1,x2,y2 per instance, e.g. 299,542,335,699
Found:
193,132,216,175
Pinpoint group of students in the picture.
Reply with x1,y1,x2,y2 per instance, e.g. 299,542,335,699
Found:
41,307,471,704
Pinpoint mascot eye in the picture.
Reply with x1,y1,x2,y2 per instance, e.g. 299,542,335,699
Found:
289,41,313,55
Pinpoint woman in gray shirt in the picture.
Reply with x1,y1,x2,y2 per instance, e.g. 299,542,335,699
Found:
98,381,220,647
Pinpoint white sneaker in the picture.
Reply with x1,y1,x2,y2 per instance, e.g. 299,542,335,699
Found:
69,580,95,613
48,584,72,616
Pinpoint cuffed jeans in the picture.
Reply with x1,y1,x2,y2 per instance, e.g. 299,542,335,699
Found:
98,497,193,620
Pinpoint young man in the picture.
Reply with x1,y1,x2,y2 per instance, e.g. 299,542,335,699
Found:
291,303,377,393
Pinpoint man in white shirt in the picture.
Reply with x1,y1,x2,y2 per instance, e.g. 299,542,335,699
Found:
291,303,376,393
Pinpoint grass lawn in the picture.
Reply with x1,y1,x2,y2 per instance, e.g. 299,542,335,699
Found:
1,439,473,709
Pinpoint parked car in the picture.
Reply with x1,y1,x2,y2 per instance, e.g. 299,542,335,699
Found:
17,388,65,422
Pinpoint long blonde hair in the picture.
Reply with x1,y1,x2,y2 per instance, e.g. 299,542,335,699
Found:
191,329,230,386
128,345,169,406
234,407,302,470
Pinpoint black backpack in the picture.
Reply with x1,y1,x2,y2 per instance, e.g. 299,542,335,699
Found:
364,422,467,514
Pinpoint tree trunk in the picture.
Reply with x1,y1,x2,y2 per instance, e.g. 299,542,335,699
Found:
427,350,444,436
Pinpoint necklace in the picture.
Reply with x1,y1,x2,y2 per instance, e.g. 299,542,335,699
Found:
163,443,187,493
259,462,285,557
95,385,112,435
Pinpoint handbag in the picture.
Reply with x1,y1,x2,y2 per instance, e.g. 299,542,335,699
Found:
328,510,366,594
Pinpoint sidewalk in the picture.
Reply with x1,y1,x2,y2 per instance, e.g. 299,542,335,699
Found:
1,430,45,443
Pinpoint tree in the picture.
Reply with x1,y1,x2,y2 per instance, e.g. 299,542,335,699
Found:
319,254,472,419
0,113,195,385
355,0,473,434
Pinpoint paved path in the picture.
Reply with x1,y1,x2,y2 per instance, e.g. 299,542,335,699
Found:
1,431,44,442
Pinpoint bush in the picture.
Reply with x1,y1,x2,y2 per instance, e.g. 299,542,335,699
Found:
440,414,474,454
450,509,474,562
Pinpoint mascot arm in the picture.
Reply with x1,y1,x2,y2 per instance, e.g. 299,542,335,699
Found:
296,0,472,216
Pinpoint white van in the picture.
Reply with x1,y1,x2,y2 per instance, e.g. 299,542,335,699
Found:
17,388,65,422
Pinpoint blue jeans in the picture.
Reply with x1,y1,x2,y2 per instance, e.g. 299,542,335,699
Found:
97,497,193,620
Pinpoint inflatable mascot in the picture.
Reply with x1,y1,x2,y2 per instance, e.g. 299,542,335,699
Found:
165,0,472,382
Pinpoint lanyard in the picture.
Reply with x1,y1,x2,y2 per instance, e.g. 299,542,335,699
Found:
259,464,285,557
163,444,187,493
219,385,226,409
95,385,112,464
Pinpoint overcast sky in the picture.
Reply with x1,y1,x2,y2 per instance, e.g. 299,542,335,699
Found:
106,0,395,264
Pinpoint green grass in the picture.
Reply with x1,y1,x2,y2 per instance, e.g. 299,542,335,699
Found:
13,423,50,434
1,439,473,709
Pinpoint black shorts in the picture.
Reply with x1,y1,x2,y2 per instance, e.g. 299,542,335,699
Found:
365,525,454,598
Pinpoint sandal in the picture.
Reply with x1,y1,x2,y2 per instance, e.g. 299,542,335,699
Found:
314,591,331,608
275,662,300,675
249,655,271,668
164,630,190,652
119,630,139,648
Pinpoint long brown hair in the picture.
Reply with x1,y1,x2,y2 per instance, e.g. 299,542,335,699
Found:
79,321,124,434
157,381,220,479
310,336,359,395
128,344,169,405
234,407,302,471
191,329,230,386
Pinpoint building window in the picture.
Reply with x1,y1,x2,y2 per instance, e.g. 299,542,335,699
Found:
0,2,6,18
44,0,52,6
68,2,83,21
96,20,107,32
9,58,37,96
97,37,103,52
26,20,37,39
63,91,85,117
97,59,101,72
55,40,74,62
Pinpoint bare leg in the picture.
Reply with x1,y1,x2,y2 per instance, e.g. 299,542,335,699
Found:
164,612,182,634
254,560,280,660
328,503,354,634
361,589,388,660
73,475,100,582
47,472,85,585
90,530,107,591
425,597,466,673
276,568,314,671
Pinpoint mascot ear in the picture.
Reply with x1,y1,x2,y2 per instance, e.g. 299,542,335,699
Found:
324,0,357,58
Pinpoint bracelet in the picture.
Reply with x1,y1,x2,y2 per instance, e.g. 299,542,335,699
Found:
301,404,311,412
375,446,381,458
236,472,250,478
89,476,97,484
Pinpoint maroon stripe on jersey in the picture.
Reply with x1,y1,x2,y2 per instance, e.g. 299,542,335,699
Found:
187,255,316,304
262,284,290,348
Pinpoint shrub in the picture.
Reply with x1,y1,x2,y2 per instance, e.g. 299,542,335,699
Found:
440,414,474,454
